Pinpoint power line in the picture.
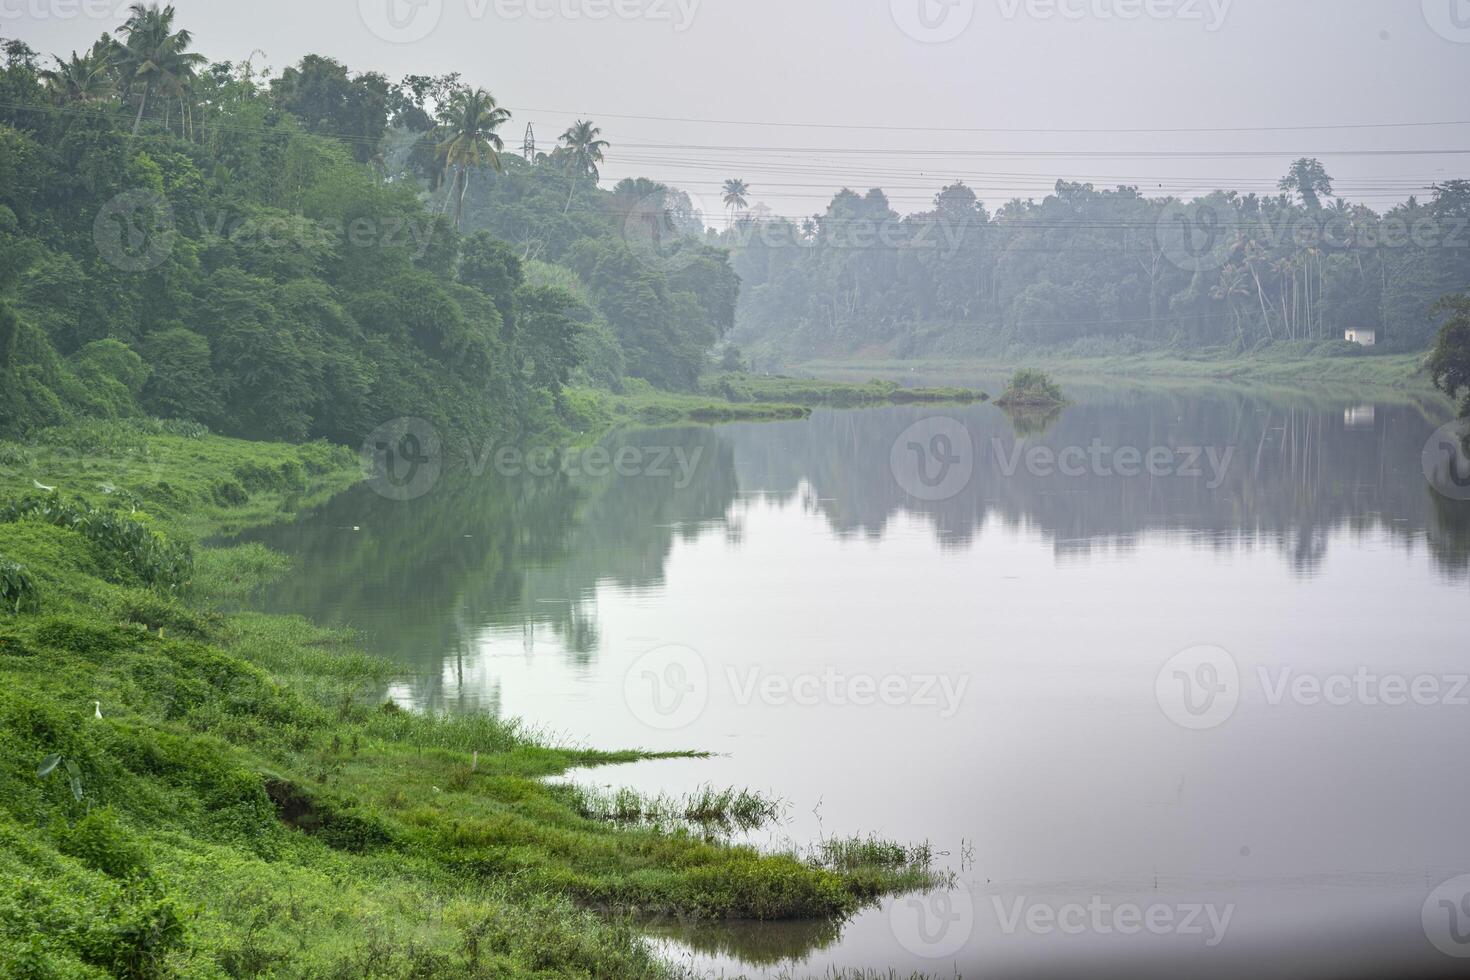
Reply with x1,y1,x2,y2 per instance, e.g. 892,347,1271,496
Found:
502,105,1470,136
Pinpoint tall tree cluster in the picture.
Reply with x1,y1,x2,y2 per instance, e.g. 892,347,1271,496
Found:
0,5,741,440
726,168,1470,361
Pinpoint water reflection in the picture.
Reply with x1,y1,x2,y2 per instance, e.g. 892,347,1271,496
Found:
238,384,1470,978
243,387,1470,686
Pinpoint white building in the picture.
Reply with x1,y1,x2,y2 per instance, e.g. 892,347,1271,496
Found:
1344,328,1377,347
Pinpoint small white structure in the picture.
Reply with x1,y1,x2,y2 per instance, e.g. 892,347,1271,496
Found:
1345,328,1377,347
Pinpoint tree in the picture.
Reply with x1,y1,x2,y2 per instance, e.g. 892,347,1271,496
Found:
1429,296,1470,420
516,284,585,400
558,119,608,180
115,3,204,135
1278,158,1333,210
40,45,113,104
558,118,608,215
270,55,390,163
435,87,510,229
722,178,749,226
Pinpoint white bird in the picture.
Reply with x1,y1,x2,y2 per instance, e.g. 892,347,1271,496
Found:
93,701,102,719
32,480,55,492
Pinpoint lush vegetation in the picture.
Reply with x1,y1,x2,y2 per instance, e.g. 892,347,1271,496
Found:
0,422,944,977
995,369,1065,408
1430,296,1470,419
722,172,1470,364
0,7,742,443
699,375,985,407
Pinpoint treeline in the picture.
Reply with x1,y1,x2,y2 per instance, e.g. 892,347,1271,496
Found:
0,5,737,442
724,172,1470,361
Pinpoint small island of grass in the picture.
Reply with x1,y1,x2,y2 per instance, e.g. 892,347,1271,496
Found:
995,369,1067,409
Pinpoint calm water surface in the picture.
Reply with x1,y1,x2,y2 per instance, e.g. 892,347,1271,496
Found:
242,383,1470,979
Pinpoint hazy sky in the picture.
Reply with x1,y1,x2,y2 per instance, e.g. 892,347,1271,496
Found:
8,0,1470,222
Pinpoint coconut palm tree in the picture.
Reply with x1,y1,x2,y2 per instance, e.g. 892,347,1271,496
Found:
558,119,609,180
722,178,749,226
115,4,204,135
1211,263,1251,342
40,46,113,104
558,119,609,214
435,87,511,230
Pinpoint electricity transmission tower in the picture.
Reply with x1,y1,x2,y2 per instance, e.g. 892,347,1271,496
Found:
522,123,536,162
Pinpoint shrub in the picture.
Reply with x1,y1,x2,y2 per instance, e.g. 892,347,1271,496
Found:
996,368,1065,407
0,496,192,593
58,809,149,880
0,554,39,614
210,480,248,507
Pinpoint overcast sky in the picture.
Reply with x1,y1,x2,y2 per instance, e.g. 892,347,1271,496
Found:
8,0,1470,223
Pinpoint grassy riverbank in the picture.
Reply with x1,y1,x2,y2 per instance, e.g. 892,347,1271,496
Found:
561,375,987,433
802,349,1435,392
0,420,940,978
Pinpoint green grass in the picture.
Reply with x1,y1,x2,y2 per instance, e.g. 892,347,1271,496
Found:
803,348,1438,392
0,419,939,978
557,373,986,438
563,380,813,431
566,783,786,834
699,375,986,408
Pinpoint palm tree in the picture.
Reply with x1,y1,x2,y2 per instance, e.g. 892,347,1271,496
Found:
722,178,749,226
558,119,609,214
558,119,608,180
435,88,511,230
40,46,113,104
115,3,204,135
1211,264,1251,342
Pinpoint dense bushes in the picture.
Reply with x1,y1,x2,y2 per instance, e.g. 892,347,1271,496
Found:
0,552,37,613
0,496,191,593
0,25,746,441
